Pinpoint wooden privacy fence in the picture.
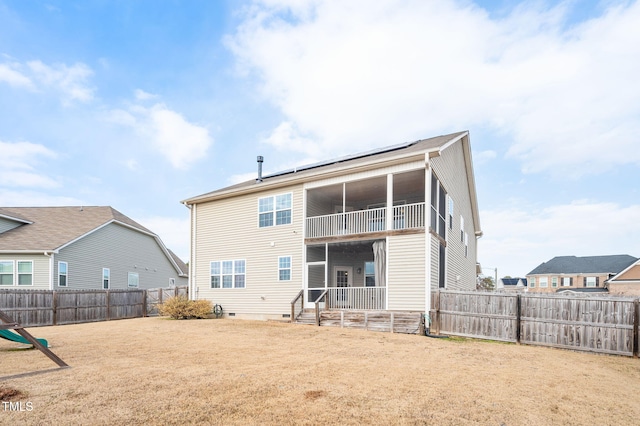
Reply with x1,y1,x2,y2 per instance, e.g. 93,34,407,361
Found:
430,290,640,357
0,286,188,327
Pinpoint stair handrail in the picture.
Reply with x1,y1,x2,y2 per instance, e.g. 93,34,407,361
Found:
314,289,328,326
290,289,304,322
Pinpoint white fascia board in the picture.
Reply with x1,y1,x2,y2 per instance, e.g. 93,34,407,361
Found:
0,214,33,224
608,259,640,282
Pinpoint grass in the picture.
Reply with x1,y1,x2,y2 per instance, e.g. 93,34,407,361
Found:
1,317,640,425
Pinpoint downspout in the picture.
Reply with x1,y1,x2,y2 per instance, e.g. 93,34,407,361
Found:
183,202,197,301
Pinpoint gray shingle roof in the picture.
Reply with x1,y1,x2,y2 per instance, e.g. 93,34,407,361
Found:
528,255,638,275
0,206,154,252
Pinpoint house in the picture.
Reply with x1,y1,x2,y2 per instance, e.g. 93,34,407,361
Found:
0,206,188,290
606,258,640,296
526,255,637,294
182,131,482,324
497,277,527,292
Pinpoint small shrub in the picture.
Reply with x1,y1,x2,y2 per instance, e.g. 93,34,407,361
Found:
158,296,213,319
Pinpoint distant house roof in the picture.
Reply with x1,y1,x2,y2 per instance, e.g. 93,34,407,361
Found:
0,206,187,276
501,278,527,287
182,131,482,236
527,255,638,275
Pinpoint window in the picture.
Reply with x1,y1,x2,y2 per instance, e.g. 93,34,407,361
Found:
58,262,68,287
539,277,548,288
460,216,465,242
169,278,176,287
128,272,139,288
430,174,446,239
464,232,469,258
103,268,110,289
17,261,33,286
364,261,375,287
552,277,558,288
448,196,454,229
530,277,536,288
259,193,292,227
0,261,13,285
585,276,598,287
562,277,572,287
211,260,246,288
278,256,291,281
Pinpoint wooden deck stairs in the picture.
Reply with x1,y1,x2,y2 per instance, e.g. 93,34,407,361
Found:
294,309,423,335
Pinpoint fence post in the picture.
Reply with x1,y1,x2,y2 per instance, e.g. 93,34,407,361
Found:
52,290,58,326
634,299,639,358
106,290,111,321
143,290,148,318
516,293,521,344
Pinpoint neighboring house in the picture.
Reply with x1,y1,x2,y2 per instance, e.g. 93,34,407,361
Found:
0,206,188,290
182,131,482,321
606,258,640,296
497,277,527,292
526,255,637,294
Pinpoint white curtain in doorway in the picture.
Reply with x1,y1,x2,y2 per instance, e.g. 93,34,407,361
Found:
373,240,386,287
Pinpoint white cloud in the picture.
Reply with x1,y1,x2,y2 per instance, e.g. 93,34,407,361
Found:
106,102,213,170
0,141,59,188
261,121,321,157
473,150,497,165
227,0,640,177
27,60,95,104
0,189,83,207
0,63,34,89
478,200,640,277
134,89,157,100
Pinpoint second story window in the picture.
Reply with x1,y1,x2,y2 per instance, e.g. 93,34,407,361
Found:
259,193,292,227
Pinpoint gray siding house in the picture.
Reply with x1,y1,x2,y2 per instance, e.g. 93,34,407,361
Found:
182,131,482,322
0,206,188,290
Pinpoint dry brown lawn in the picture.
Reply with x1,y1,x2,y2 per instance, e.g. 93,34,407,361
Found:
1,317,640,425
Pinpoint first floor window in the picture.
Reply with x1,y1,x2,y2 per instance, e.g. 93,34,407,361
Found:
211,260,246,288
364,261,375,287
17,261,33,286
278,256,291,281
103,268,110,289
585,276,598,287
0,261,13,285
58,262,68,287
128,272,139,288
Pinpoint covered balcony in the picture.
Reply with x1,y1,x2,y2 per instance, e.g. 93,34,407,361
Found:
305,169,425,239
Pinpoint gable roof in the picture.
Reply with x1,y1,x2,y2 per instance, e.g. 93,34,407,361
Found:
0,206,187,276
182,131,482,235
527,255,638,275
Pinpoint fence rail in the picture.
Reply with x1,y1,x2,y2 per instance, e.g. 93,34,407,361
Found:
430,290,640,357
0,286,188,327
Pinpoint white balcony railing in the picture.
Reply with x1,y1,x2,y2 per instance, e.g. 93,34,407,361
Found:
325,287,386,310
305,202,425,238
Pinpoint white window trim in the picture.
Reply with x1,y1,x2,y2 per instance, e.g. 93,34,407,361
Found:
103,268,110,290
585,276,597,287
17,260,33,286
278,256,292,281
58,261,68,287
530,277,536,288
258,192,293,228
128,272,139,288
169,277,176,287
539,277,548,288
0,260,14,286
210,259,246,289
562,277,572,287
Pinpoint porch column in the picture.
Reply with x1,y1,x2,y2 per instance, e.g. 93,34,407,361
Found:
424,159,432,330
386,174,393,231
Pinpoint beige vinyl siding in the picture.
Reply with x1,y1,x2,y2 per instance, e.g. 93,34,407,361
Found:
0,254,50,289
387,233,425,311
429,234,439,290
55,223,186,290
194,184,304,317
430,139,477,290
0,218,22,234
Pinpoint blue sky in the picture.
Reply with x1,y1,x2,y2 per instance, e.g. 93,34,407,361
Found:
1,0,639,278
